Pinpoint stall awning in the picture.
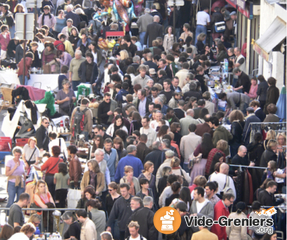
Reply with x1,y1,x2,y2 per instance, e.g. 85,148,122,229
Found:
253,17,286,62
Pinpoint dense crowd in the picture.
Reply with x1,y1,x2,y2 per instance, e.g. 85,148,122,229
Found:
0,0,286,240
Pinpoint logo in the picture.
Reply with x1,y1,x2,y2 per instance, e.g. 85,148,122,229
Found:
153,207,181,234
255,207,277,217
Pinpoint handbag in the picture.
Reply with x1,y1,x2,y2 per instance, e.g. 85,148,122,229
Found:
214,21,226,33
67,188,82,208
180,169,189,187
43,64,51,74
26,147,37,175
188,153,202,170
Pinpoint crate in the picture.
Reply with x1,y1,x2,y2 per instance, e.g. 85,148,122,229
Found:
0,152,11,161
15,138,29,147
0,137,12,151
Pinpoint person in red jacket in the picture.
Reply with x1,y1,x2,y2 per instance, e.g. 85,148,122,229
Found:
18,52,33,85
211,193,235,240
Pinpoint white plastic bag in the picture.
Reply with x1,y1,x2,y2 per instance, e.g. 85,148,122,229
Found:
67,189,81,208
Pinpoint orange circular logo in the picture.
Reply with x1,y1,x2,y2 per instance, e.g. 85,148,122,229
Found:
153,207,182,234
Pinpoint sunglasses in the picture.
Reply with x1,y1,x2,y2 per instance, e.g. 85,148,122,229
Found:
44,122,49,124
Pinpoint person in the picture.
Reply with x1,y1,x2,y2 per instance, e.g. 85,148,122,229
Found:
8,193,29,227
48,131,68,161
0,224,13,240
54,162,69,208
69,49,85,90
62,211,81,240
22,137,40,168
76,185,96,209
35,117,50,152
179,23,193,42
8,223,36,240
69,27,80,51
125,221,147,240
78,51,98,85
115,145,143,182
233,47,246,74
106,115,128,138
37,6,56,29
163,26,174,52
264,104,280,122
264,77,280,113
191,226,219,240
257,75,269,109
261,233,277,240
119,166,140,196
103,138,118,182
94,148,111,191
76,210,97,240
242,107,261,146
140,117,157,148
67,145,82,189
33,180,55,208
136,134,151,163
249,100,266,122
42,42,58,73
247,76,258,100
106,184,133,240
226,202,248,240
258,180,284,206
211,117,233,156
170,157,191,185
218,92,250,114
138,161,156,195
230,146,254,175
0,25,10,60
56,79,76,116
190,187,214,233
70,97,93,141
195,7,210,44
86,199,106,240
233,68,251,94
204,182,220,207
106,182,121,215
180,124,202,172
144,15,163,48
6,147,26,209
136,8,153,46
180,109,199,136
211,193,235,240
206,140,227,176
81,160,105,196
98,93,117,125
229,110,245,158
27,214,41,236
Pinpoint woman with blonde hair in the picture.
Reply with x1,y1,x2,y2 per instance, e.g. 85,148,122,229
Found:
8,223,36,240
81,160,105,196
196,33,206,55
170,157,191,185
260,140,277,168
229,110,245,158
22,137,40,168
138,161,156,195
263,129,276,150
276,132,286,169
120,166,140,196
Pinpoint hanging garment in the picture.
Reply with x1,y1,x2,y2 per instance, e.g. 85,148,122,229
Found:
246,169,253,204
12,87,30,104
35,91,56,117
243,170,250,205
276,86,286,120
25,101,38,124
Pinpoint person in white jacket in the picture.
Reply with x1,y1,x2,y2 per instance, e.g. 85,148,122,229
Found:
106,115,128,138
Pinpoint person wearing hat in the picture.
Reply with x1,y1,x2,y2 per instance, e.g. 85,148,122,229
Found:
37,5,56,29
70,97,93,141
6,35,19,58
226,202,248,240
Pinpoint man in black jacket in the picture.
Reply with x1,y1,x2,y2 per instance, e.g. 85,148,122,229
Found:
249,100,266,122
143,141,163,174
35,117,50,151
258,181,284,206
106,184,133,240
78,52,98,85
233,68,251,94
144,15,163,48
210,7,224,40
125,196,158,240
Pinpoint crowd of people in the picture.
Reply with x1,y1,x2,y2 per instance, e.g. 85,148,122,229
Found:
0,0,286,240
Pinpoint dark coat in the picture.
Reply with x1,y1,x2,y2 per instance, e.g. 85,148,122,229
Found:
265,85,279,111
255,108,266,122
193,107,203,119
136,97,152,116
183,90,202,101
195,74,208,93
144,149,162,175
242,114,261,145
136,142,151,163
78,60,98,84
35,125,49,151
195,122,213,137
144,22,163,47
263,114,280,123
65,11,81,28
229,121,245,145
125,207,158,240
257,80,268,101
258,190,284,206
260,148,277,168
235,71,251,93
144,60,158,72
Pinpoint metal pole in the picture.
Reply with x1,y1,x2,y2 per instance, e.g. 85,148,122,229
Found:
173,0,176,42
34,0,37,36
22,14,26,86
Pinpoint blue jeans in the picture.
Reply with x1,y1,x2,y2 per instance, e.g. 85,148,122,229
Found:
6,181,25,208
72,81,80,91
19,75,28,85
195,25,207,44
139,32,146,47
183,163,190,175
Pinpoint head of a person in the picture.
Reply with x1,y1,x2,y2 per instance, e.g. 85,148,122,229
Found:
205,182,216,198
235,201,246,214
216,140,228,152
66,18,73,27
84,186,95,200
75,50,82,59
128,221,140,238
113,137,124,151
108,182,118,195
0,224,14,240
267,77,277,86
124,165,134,178
76,210,88,223
104,138,113,151
229,110,244,123
267,139,277,152
20,223,36,238
94,148,105,162
193,187,205,201
219,163,229,175
130,196,142,211
233,67,242,77
87,159,100,173
62,78,71,90
43,5,50,14
237,145,247,158
222,193,235,207
277,132,286,146
188,123,197,133
193,175,207,187
197,33,206,42
249,100,260,110
86,199,102,211
51,146,61,157
41,117,49,128
36,180,47,194
234,47,241,56
267,104,277,114
61,211,75,225
120,183,130,198
266,181,277,194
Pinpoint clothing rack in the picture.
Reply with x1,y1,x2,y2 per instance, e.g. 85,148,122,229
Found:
229,164,267,171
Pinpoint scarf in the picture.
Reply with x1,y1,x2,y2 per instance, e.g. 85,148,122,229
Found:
42,13,52,26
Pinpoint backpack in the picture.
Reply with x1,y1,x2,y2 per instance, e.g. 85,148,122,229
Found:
222,175,235,196
72,107,88,137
